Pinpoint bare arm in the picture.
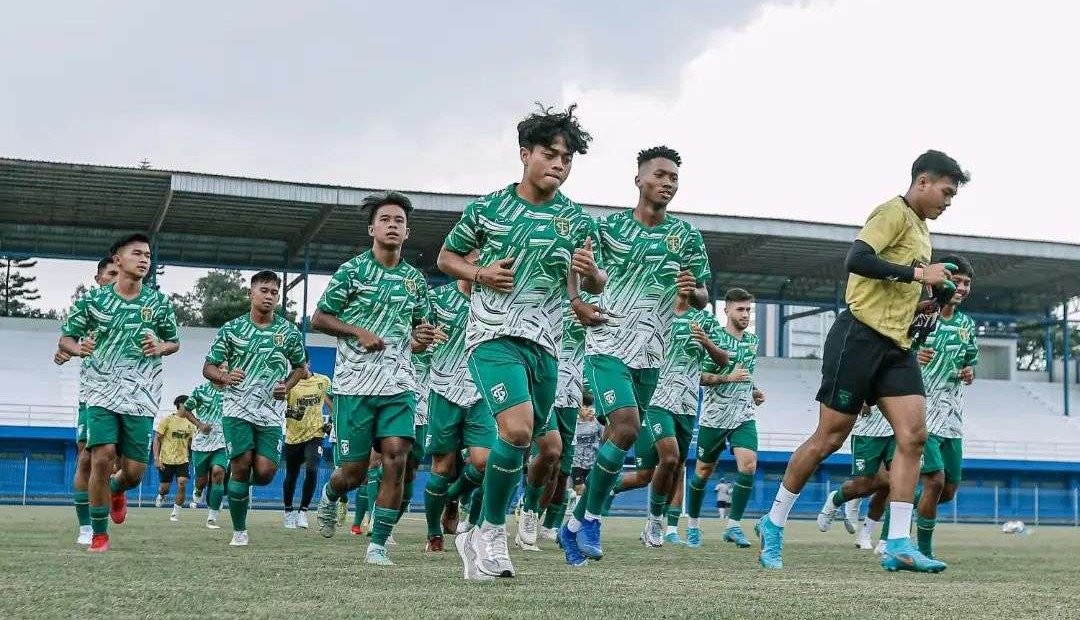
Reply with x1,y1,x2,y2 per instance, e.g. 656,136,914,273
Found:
177,408,210,433
58,336,84,357
311,309,363,340
152,433,163,469
437,247,478,282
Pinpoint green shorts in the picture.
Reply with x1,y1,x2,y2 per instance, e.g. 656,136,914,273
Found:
634,415,658,470
84,407,154,464
223,417,283,465
851,435,895,477
922,434,963,483
584,354,659,420
553,406,577,476
192,449,229,478
76,401,88,444
696,420,758,465
468,337,557,432
411,424,427,461
646,406,695,462
426,392,497,455
333,392,416,463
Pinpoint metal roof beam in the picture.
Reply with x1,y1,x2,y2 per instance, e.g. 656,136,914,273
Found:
287,203,337,262
149,181,174,237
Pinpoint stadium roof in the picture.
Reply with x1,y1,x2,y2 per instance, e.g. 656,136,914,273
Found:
2,156,1078,316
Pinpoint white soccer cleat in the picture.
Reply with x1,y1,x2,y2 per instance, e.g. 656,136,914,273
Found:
817,491,841,532
230,531,249,547
456,527,495,581
540,526,558,542
843,499,860,535
154,494,165,508
192,488,204,508
456,520,472,535
170,512,179,522
855,535,874,550
874,540,886,556
76,525,93,545
385,534,397,546
206,511,221,530
517,509,539,547
297,510,310,529
284,510,298,529
643,517,664,548
475,524,515,578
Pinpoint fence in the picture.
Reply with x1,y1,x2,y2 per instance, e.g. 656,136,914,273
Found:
2,453,1078,526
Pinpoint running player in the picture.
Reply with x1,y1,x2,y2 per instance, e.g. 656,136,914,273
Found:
53,256,120,544
203,271,307,548
58,233,180,552
282,364,332,529
439,104,604,580
153,396,196,521
562,145,711,565
757,150,968,572
686,287,764,549
179,373,228,529
312,191,435,567
817,404,891,537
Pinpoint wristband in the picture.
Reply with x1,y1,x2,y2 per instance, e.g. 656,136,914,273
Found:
570,295,581,304
472,266,482,283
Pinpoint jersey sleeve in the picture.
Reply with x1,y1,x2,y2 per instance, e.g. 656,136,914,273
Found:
444,200,481,255
578,214,604,271
285,327,307,367
205,325,230,365
61,294,93,339
156,297,180,342
413,276,433,326
183,391,201,414
857,203,906,254
154,417,167,435
317,264,354,315
682,229,711,285
965,321,980,367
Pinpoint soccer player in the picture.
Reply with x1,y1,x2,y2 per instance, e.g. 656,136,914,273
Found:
312,191,435,567
714,479,732,520
816,404,891,537
562,144,711,566
439,104,604,580
422,264,496,553
757,150,968,572
569,396,601,499
282,364,332,529
53,256,120,544
58,233,180,552
178,372,228,529
914,254,978,559
203,271,307,548
686,287,764,549
638,287,727,548
153,395,196,521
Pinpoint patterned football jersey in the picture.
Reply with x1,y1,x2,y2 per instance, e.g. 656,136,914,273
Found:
61,283,179,417
554,294,595,409
427,283,480,408
317,251,431,396
413,346,433,426
586,210,711,369
649,307,723,416
205,313,307,426
443,184,602,358
854,406,894,437
184,382,226,452
699,329,759,429
921,311,978,438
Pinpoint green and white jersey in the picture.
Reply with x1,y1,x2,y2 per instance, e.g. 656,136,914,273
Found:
699,329,758,429
73,285,100,405
554,294,594,409
854,407,894,437
184,382,225,452
413,347,433,426
61,283,179,417
922,311,979,438
650,307,722,417
317,251,431,396
444,184,602,358
428,283,479,408
585,210,711,369
206,313,307,426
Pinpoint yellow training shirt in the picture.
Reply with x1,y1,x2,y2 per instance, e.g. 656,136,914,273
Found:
155,414,196,465
285,373,331,445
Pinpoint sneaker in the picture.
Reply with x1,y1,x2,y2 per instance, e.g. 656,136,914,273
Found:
456,521,472,535
755,516,784,569
297,511,310,529
880,537,947,573
317,489,338,539
475,524,515,578
365,544,394,566
110,490,128,524
170,510,179,522
206,511,221,530
816,491,841,532
386,534,397,546
558,524,588,567
284,510,298,529
426,534,445,552
88,533,109,553
686,526,702,549
351,524,364,536
577,518,603,560
723,524,752,548
229,531,249,547
843,499,860,534
643,517,663,548
336,500,348,525
155,493,164,508
442,500,460,537
456,527,495,581
517,509,539,547
855,530,873,550
664,531,686,545
874,540,886,555
540,526,558,542
76,525,93,545
192,488,204,508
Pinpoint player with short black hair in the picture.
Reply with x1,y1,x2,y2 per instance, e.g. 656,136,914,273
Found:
153,395,196,521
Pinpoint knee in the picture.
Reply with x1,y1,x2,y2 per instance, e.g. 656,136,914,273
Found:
923,473,945,494
940,484,957,503
609,424,639,449
432,458,454,478
738,460,757,476
657,450,679,473
253,466,276,486
472,455,488,474
91,446,117,469
540,439,562,465
212,469,226,484
810,432,847,457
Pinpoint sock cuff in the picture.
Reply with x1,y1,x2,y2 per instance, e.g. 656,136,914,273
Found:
74,490,89,502
463,463,485,485
915,515,936,528
735,472,755,486
689,475,708,490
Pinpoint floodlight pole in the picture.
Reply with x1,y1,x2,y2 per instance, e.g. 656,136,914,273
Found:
1064,300,1071,416
1046,307,1055,383
302,244,311,345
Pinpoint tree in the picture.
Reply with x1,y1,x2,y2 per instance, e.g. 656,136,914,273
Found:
1017,324,1080,371
170,269,298,328
0,257,42,317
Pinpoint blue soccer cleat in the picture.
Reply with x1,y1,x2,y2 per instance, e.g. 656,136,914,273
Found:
664,531,685,545
723,524,752,548
755,516,785,569
577,518,603,560
558,525,587,567
686,527,702,549
880,538,947,573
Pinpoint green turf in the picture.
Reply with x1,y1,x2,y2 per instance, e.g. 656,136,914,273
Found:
2,506,1078,619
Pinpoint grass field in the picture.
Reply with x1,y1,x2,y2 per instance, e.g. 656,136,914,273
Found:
2,506,1078,619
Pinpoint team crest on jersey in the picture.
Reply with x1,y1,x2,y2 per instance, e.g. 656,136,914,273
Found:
340,440,350,456
603,390,616,406
491,383,508,404
553,217,571,238
855,458,865,473
665,234,682,253
273,332,285,347
958,328,970,343
140,307,153,322
404,277,418,295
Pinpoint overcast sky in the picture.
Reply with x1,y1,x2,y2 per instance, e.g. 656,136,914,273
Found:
3,0,1078,314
